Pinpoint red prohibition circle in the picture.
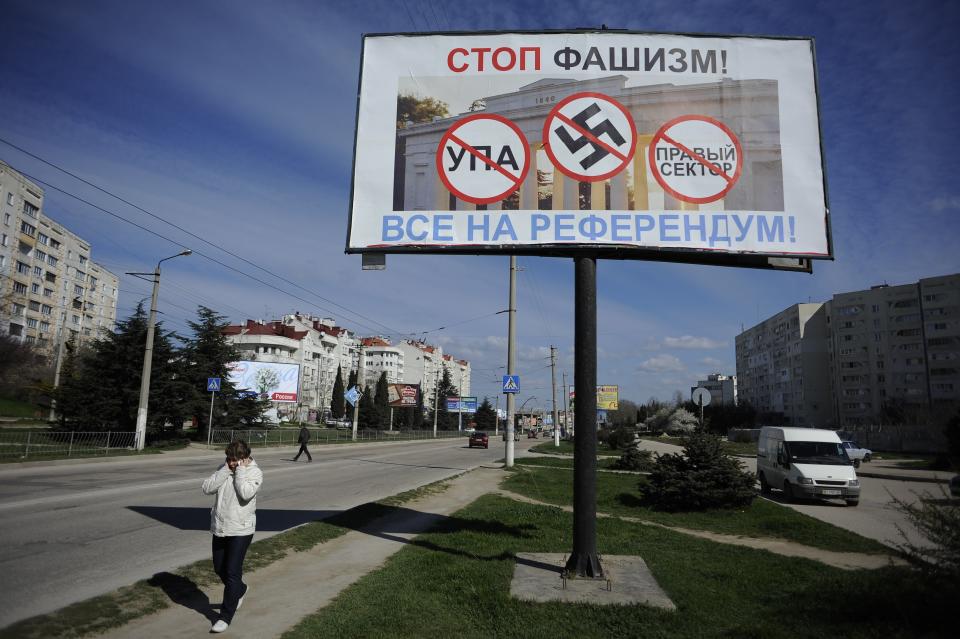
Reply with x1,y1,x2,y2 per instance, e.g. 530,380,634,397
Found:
541,92,637,183
647,114,744,205
435,113,530,205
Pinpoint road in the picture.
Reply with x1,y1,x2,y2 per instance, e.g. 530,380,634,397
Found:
0,437,534,629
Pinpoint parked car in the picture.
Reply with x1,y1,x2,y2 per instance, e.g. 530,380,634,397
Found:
841,441,872,467
468,431,489,449
757,427,860,507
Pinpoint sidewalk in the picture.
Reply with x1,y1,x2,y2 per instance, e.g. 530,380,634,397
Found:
95,465,506,638
854,459,954,484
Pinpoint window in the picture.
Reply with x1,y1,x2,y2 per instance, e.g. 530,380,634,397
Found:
1,233,7,246
49,238,61,250
26,318,38,329
76,270,86,281
12,303,25,316
33,265,43,277
13,281,28,295
31,283,40,294
79,255,87,265
0,255,5,268
16,261,29,275
72,315,80,326
37,232,48,245
28,301,40,311
35,249,46,261
39,321,49,332
22,201,39,218
41,304,52,315
9,323,23,336
3,212,10,225
43,288,52,298
45,272,56,283
74,285,84,296
20,221,36,236
47,255,57,267
5,192,12,205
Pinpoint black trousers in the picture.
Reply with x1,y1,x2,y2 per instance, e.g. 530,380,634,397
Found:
212,533,253,623
293,443,312,461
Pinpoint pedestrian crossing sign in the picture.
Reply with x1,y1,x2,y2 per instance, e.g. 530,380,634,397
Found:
502,375,520,394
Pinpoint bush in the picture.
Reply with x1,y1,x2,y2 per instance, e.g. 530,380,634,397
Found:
607,427,637,450
612,447,655,472
642,430,756,511
893,487,960,579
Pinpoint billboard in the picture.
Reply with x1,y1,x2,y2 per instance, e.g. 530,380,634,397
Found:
387,383,420,407
348,31,830,268
446,396,478,413
597,385,619,410
227,361,300,403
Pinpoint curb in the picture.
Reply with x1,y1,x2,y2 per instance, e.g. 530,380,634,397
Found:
854,470,950,484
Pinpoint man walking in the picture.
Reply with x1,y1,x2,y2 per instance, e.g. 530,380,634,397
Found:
292,424,312,462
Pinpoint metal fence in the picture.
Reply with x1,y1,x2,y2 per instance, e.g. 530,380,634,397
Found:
209,428,468,448
0,431,137,459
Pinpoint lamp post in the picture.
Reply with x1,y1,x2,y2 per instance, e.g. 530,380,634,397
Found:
132,249,192,450
49,296,85,422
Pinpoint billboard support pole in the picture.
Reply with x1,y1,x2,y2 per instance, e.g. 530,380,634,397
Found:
207,391,216,446
565,254,603,579
505,256,517,467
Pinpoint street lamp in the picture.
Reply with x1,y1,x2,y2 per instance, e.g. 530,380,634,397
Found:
131,249,192,450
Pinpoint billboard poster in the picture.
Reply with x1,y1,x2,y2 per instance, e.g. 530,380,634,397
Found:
597,385,619,410
227,361,300,403
387,383,420,407
446,396,478,413
349,31,830,266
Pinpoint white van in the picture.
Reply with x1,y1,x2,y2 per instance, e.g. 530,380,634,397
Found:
757,427,861,507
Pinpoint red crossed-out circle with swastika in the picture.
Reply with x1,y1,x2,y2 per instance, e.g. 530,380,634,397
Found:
542,92,637,183
648,114,744,205
436,113,530,205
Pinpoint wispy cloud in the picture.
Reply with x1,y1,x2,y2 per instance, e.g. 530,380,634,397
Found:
664,335,726,349
930,196,960,211
638,354,685,373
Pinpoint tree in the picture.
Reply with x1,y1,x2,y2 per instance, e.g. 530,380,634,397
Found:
358,384,378,430
475,397,496,432
374,372,390,429
330,365,345,419
608,399,639,428
434,366,458,430
181,307,247,438
643,431,756,511
0,334,50,405
667,408,698,435
396,94,449,129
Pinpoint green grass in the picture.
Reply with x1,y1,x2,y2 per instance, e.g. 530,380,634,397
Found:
528,440,617,456
0,397,43,418
0,477,451,638
283,494,952,639
515,456,620,470
502,466,889,555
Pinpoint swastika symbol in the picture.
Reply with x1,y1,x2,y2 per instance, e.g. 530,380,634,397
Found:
553,103,626,169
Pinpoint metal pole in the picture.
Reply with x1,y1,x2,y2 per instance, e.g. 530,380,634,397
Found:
49,326,68,421
458,377,463,432
494,394,500,436
699,397,704,430
565,255,602,579
208,391,216,446
134,265,161,451
551,345,560,447
352,343,363,442
562,372,569,436
432,366,439,438
389,406,394,431
505,256,517,467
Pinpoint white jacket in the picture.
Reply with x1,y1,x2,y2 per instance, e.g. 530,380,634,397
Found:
201,459,263,537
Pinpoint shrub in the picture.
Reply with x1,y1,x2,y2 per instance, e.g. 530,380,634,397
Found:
607,427,637,450
892,487,960,580
642,430,756,511
613,446,655,472
666,408,698,435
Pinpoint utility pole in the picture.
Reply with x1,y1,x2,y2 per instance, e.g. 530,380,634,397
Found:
551,345,559,447
505,256,517,467
458,375,463,432
352,342,363,442
131,250,192,451
49,297,84,421
432,365,439,437
562,371,570,437
494,394,500,436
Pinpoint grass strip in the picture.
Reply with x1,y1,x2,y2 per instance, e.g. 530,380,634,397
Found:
283,494,952,639
0,478,452,638
503,466,890,555
514,456,619,470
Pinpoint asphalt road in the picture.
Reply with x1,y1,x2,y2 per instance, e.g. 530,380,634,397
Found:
0,437,533,629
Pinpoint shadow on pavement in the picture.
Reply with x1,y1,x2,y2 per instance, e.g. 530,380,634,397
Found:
146,572,218,623
128,506,341,531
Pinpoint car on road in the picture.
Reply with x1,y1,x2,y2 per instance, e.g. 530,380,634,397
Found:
468,431,489,449
757,427,861,507
841,440,872,467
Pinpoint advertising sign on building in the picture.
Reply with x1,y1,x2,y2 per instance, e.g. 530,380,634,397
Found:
227,361,300,403
349,31,829,269
387,383,420,407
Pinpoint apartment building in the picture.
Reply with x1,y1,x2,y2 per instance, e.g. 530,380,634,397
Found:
735,303,832,427
361,337,404,386
691,373,738,407
826,273,960,426
736,274,960,428
1,160,118,354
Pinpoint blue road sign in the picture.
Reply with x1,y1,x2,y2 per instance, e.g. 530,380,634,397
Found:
345,386,362,406
207,377,221,392
502,375,520,394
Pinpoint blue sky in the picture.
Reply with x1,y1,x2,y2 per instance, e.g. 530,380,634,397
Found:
1,0,958,410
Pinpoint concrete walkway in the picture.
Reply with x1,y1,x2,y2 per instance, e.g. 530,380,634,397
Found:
97,465,506,638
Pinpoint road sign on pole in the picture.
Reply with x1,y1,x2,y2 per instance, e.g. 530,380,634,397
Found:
692,386,712,429
502,375,520,394
207,377,221,392
345,386,362,407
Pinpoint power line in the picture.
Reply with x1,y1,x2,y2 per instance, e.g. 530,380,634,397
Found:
0,138,405,337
